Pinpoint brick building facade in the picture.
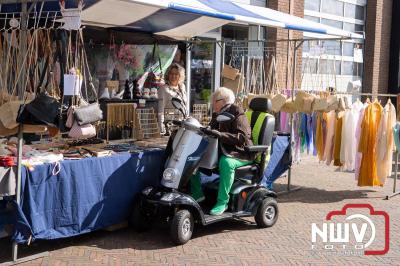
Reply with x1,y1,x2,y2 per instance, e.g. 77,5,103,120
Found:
264,0,394,95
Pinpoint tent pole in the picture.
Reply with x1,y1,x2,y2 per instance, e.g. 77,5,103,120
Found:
185,41,191,115
286,41,302,193
12,126,23,261
12,0,28,260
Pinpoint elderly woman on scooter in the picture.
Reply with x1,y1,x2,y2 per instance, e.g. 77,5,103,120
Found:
191,87,256,215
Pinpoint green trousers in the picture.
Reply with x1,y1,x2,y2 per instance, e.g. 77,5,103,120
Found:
191,155,253,207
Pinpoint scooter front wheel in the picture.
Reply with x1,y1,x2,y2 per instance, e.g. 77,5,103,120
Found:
170,209,193,245
255,197,278,228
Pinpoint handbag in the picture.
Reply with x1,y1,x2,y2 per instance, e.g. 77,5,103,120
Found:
17,92,61,127
73,103,103,126
68,121,96,139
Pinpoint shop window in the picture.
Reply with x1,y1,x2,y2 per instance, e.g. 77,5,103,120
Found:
321,18,343,30
345,3,365,20
305,0,320,12
321,0,344,16
190,42,214,108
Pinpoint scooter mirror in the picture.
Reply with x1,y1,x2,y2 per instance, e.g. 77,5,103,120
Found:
216,112,235,123
171,97,186,117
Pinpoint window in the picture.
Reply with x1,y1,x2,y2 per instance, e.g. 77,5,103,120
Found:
342,61,354,75
321,0,344,16
343,42,354,57
345,3,365,20
304,15,320,23
321,18,343,29
302,58,318,74
322,40,341,56
353,63,363,77
305,0,320,12
344,23,364,33
319,59,341,75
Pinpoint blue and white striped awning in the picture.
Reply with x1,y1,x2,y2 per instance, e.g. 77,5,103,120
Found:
80,0,364,40
0,0,363,40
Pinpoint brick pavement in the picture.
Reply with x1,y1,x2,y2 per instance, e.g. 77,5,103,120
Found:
1,155,399,265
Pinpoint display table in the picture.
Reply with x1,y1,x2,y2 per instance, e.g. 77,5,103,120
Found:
13,149,164,243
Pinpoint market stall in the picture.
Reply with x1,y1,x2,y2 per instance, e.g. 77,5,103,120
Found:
0,0,365,263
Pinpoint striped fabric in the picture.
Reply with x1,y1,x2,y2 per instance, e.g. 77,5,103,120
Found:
79,0,363,39
1,0,363,40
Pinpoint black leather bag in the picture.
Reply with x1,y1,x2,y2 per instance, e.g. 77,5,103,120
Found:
17,93,61,127
73,103,103,126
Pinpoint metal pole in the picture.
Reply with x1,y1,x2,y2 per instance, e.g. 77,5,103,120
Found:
287,41,297,191
11,0,28,260
185,41,191,115
386,151,400,200
394,152,398,194
12,126,23,261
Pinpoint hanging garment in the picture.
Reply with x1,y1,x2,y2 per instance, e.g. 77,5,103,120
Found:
280,111,290,132
316,112,326,161
293,113,301,163
306,113,314,155
393,122,400,152
340,100,363,171
355,103,369,180
358,101,383,187
376,101,396,185
333,112,344,166
323,111,336,165
311,112,318,156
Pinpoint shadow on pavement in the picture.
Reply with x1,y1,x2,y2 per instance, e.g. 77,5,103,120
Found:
0,217,262,263
272,183,377,204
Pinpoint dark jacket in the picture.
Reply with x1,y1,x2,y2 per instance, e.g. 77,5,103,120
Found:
210,104,256,161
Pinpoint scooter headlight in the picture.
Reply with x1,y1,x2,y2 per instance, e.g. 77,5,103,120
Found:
141,186,153,196
163,168,179,182
161,192,181,202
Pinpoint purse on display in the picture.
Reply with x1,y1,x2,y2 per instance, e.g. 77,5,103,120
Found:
73,103,103,126
17,92,61,128
68,121,96,139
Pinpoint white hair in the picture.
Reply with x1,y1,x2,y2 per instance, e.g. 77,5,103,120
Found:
213,87,235,104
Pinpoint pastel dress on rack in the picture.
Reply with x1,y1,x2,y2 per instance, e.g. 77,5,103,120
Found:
323,110,336,165
340,100,363,171
376,100,396,185
358,100,383,187
354,102,370,180
333,111,345,167
393,122,400,152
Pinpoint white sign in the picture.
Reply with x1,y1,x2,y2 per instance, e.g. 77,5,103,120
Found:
354,48,363,63
64,74,82,96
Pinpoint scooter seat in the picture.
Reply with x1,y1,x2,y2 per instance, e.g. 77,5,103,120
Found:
235,164,259,180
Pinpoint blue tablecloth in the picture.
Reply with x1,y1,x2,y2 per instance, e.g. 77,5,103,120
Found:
11,136,291,244
13,150,164,243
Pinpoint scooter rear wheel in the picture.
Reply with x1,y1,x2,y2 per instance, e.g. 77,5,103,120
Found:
255,197,278,228
170,209,193,245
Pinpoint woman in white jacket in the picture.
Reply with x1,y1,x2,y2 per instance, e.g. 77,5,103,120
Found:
158,63,187,134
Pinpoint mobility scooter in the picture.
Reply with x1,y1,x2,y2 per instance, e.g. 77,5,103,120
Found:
130,97,278,244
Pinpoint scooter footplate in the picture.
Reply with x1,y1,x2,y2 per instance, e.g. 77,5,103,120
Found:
204,213,233,224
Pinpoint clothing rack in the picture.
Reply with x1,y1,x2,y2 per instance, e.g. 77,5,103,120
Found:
287,88,400,200
1,0,60,264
